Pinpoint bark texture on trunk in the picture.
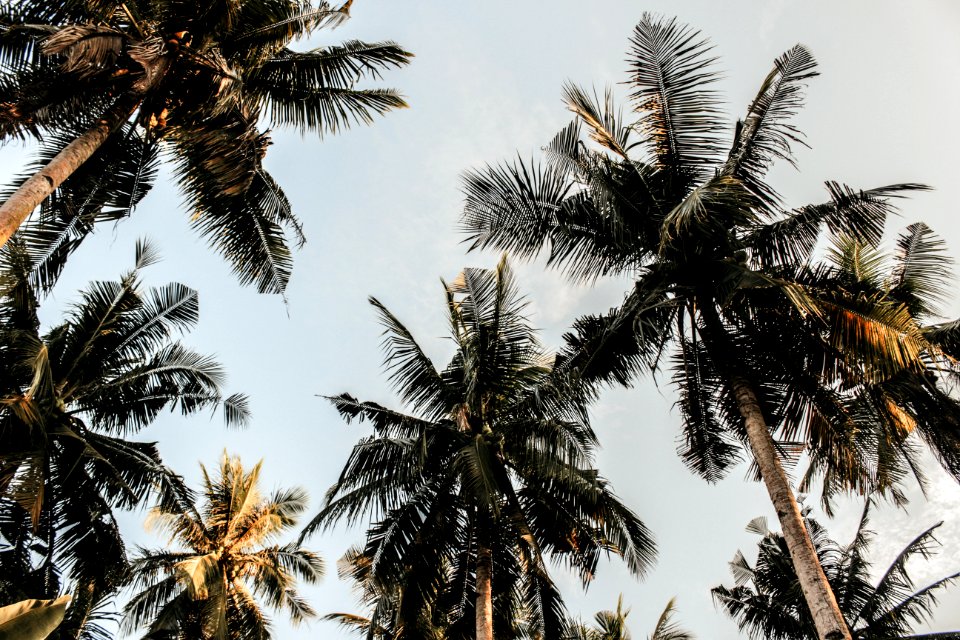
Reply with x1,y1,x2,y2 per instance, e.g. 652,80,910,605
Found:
730,375,852,640
0,91,146,248
476,545,494,640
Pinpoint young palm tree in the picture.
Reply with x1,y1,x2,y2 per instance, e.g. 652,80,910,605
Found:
713,502,960,639
565,596,694,640
460,15,960,640
0,0,411,293
0,239,248,638
303,257,656,640
123,453,324,639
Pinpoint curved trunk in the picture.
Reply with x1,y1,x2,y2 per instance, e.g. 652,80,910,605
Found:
729,376,851,640
0,57,169,249
476,544,494,640
696,302,851,640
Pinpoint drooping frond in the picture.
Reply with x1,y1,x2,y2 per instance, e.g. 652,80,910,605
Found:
746,183,929,268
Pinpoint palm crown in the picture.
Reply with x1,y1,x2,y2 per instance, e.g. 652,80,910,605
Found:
304,257,656,640
0,0,411,293
565,596,695,640
123,453,324,639
0,240,248,636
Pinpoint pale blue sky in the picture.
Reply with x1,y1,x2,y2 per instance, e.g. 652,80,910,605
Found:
3,1,960,638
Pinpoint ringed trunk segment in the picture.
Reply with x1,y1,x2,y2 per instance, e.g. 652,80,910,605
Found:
0,57,170,249
730,376,852,640
476,544,494,640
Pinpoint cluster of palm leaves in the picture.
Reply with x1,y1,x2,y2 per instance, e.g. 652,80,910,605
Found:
0,3,959,640
307,259,655,639
0,0,411,293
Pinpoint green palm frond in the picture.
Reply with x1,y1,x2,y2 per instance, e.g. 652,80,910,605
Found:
461,156,574,259
672,337,742,482
746,183,929,268
825,235,887,289
659,174,759,249
626,13,725,178
369,297,449,421
230,1,349,53
724,45,818,207
257,83,408,135
888,222,952,318
252,40,411,90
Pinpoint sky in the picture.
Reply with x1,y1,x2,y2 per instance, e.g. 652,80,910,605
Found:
3,0,960,638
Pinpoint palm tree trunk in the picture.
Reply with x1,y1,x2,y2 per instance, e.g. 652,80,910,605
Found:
0,46,174,249
0,91,145,248
476,544,494,640
696,301,851,640
730,375,851,640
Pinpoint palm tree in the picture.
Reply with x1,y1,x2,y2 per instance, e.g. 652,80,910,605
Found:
123,452,324,639
713,501,960,639
564,596,694,640
303,257,656,640
0,0,411,293
0,239,248,638
459,15,960,640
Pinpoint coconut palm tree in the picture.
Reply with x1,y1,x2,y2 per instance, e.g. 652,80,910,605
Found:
122,452,324,639
713,501,960,639
0,0,411,293
0,239,248,638
303,257,656,640
459,15,960,640
564,596,694,640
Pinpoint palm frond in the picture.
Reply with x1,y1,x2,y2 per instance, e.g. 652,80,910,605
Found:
626,13,725,178
888,222,952,318
747,182,929,268
369,296,449,421
562,83,631,158
724,45,818,206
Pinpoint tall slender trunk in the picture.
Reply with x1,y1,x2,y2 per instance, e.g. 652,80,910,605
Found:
0,92,143,248
0,50,172,249
476,544,494,640
730,377,852,639
698,304,852,640
730,377,851,640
